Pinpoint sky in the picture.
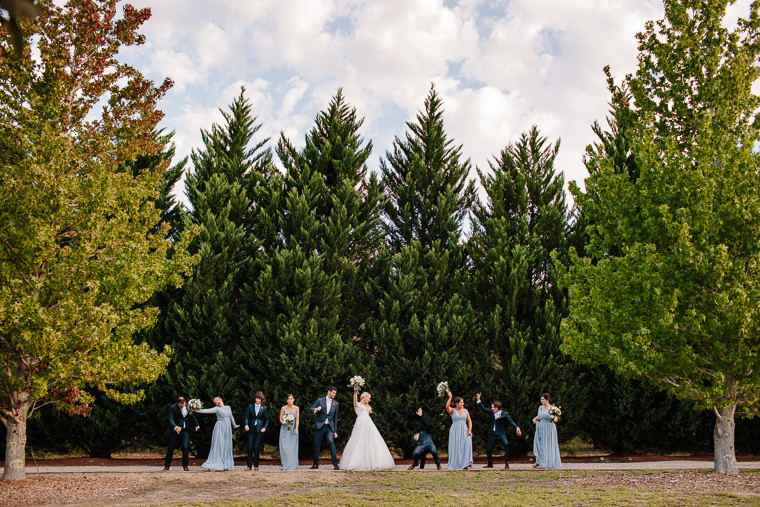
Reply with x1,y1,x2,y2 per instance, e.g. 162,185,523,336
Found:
119,0,753,204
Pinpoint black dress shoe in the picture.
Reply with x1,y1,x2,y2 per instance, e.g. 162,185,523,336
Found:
484,464,493,468
436,464,442,470
333,464,340,470
310,464,319,469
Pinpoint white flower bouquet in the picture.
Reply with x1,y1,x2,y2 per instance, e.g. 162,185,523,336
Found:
436,381,449,397
187,399,203,411
548,405,562,420
349,375,365,390
282,412,296,430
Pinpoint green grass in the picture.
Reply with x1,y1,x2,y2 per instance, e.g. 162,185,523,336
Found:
180,471,758,507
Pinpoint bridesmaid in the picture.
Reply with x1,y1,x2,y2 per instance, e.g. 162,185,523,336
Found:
532,392,562,469
193,396,239,471
279,394,300,470
444,390,473,470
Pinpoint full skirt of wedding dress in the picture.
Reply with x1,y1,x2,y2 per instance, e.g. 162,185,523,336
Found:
339,413,395,471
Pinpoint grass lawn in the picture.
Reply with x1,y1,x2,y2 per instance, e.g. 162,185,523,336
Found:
189,470,759,507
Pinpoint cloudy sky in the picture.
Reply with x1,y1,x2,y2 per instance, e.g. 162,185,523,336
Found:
119,0,751,202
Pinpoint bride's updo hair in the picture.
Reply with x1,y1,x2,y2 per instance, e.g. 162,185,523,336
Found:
360,392,371,401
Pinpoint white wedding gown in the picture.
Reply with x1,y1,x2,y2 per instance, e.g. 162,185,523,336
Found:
339,403,396,470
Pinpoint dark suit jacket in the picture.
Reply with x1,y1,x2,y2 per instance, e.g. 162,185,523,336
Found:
244,404,269,433
168,403,199,432
416,414,435,448
310,397,338,432
477,401,518,437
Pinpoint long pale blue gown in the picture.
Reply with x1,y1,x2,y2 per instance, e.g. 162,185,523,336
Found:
279,409,299,470
447,408,473,469
533,407,562,469
197,405,237,471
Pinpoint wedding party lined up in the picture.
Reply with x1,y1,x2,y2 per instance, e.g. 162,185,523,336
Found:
164,378,563,472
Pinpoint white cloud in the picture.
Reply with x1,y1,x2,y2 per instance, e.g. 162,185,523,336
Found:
118,0,756,203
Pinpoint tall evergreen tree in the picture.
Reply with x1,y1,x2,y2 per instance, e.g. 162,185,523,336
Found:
238,90,383,451
160,89,272,454
367,85,484,456
467,127,575,454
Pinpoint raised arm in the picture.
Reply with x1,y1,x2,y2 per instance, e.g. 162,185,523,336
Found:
420,415,432,433
310,399,321,413
444,391,453,415
353,390,358,408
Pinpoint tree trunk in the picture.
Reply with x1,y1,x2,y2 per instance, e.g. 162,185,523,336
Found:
2,401,30,481
713,404,738,474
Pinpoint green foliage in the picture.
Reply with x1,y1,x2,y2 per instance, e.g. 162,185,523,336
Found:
468,127,578,453
0,0,196,478
155,89,272,455
367,86,485,456
562,0,760,472
238,90,383,450
380,84,476,251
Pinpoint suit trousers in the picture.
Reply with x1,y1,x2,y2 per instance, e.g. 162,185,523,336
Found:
412,443,440,468
486,434,510,465
247,431,265,468
312,424,337,465
165,428,191,468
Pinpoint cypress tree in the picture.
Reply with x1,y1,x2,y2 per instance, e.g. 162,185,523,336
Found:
161,88,272,455
367,85,484,456
468,127,580,454
238,90,383,451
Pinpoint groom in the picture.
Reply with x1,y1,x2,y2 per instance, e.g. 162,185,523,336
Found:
476,392,521,469
408,408,441,470
310,386,339,470
163,396,199,471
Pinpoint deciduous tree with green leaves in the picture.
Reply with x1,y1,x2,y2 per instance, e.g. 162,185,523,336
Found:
0,1,195,480
561,0,760,473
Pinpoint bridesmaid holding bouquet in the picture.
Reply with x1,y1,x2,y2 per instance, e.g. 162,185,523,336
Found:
279,394,300,470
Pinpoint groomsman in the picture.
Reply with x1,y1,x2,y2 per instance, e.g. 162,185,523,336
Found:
310,386,339,469
408,408,441,470
244,391,269,471
476,392,522,469
164,396,199,471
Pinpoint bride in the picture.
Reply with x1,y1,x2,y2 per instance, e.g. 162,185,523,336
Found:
339,390,396,470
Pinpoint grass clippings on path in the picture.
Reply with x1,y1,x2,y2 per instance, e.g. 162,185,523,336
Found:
0,469,758,506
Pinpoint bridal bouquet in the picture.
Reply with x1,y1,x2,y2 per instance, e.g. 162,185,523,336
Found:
282,412,296,430
187,399,203,411
436,381,449,397
548,405,562,420
348,375,365,390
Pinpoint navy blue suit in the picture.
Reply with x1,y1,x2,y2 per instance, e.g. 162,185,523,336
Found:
477,400,519,465
411,414,440,468
245,403,270,468
164,403,199,469
310,396,339,466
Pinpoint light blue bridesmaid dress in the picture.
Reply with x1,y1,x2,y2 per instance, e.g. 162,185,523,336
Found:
447,408,473,469
279,409,299,470
533,407,562,469
197,405,237,471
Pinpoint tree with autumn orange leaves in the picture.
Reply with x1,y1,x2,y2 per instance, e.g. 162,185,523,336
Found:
0,1,196,480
